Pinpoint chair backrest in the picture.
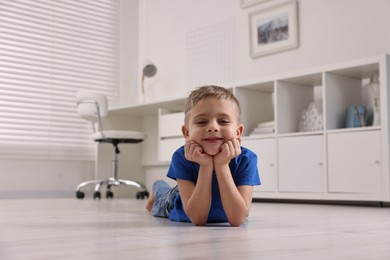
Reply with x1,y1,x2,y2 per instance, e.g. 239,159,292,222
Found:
76,91,108,122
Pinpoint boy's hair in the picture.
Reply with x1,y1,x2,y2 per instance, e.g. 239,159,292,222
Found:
184,85,241,124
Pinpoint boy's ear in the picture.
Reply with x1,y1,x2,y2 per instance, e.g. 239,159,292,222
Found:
182,125,190,142
236,124,244,136
236,124,244,143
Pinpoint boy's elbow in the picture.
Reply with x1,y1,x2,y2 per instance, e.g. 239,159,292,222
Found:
193,221,207,226
187,209,207,226
228,212,248,227
228,217,246,227
191,218,207,226
185,208,208,226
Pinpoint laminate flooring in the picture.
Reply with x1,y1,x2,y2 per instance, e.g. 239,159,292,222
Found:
1,198,390,260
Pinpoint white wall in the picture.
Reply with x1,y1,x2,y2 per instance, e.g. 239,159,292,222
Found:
0,159,95,198
120,0,140,106
129,0,390,105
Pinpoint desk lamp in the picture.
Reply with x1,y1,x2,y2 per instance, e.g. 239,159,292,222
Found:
141,60,157,97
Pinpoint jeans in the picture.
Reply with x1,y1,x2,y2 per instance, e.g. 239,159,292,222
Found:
151,180,179,218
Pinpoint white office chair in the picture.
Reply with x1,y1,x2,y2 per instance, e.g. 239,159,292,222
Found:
75,91,149,200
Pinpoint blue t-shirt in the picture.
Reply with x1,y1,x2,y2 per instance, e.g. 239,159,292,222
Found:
167,146,261,223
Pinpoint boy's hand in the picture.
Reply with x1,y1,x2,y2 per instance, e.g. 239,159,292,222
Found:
184,141,213,167
213,138,241,166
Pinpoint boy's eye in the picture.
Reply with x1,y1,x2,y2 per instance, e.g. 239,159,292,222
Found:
219,119,230,125
195,120,207,125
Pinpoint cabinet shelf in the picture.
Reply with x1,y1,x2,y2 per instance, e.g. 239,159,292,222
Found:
277,131,323,138
326,125,381,134
242,133,276,140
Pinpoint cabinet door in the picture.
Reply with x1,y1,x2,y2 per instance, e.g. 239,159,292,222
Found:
327,131,381,193
278,135,324,192
242,138,276,193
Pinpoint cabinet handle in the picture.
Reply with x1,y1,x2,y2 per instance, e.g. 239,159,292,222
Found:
317,162,323,166
269,163,274,167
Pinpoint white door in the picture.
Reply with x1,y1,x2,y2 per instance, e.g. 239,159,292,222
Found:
278,135,324,192
242,138,276,193
327,130,381,193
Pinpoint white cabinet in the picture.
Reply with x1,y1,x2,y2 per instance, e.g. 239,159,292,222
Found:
328,130,381,194
278,135,324,193
242,138,276,193
159,138,183,162
158,109,184,162
231,55,390,201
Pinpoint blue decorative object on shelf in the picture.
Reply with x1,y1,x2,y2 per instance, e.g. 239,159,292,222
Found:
345,106,367,128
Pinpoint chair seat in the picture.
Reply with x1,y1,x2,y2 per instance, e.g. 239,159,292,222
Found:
93,130,146,143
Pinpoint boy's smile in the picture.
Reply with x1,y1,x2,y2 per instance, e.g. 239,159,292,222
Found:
203,136,224,142
202,136,225,149
182,97,243,156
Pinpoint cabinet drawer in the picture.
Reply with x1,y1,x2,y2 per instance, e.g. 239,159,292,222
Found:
159,137,184,162
160,112,185,138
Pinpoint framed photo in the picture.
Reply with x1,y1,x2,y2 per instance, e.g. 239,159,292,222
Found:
249,0,298,58
240,0,270,9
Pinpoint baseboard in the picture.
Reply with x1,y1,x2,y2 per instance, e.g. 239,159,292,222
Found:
252,198,389,207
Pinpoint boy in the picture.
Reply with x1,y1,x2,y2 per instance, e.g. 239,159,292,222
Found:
146,85,260,226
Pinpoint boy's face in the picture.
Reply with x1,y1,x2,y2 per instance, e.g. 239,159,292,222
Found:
182,97,244,156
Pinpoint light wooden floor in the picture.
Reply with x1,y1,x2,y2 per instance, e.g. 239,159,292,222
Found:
1,198,390,260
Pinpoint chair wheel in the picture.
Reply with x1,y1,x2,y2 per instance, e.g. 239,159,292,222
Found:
93,191,101,200
76,191,85,199
106,191,114,199
136,190,149,200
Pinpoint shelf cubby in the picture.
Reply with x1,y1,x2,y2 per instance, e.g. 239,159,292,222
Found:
324,63,380,131
234,82,275,137
276,73,323,135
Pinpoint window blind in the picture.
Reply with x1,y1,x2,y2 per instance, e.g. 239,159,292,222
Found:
0,0,120,160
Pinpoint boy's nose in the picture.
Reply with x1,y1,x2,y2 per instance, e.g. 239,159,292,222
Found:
207,122,219,132
207,120,220,132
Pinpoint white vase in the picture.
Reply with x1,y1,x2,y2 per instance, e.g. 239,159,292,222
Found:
362,73,380,126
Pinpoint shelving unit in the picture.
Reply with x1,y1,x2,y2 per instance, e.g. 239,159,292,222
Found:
239,54,389,202
111,54,390,203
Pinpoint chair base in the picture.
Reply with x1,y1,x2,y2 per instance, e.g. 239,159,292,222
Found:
76,177,149,200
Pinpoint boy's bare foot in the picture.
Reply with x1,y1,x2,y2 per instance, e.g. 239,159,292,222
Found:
145,192,154,212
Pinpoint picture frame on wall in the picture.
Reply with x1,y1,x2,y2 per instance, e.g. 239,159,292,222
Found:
249,0,298,58
240,0,270,9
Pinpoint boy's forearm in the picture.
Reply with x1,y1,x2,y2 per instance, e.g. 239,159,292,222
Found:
215,164,250,226
184,166,213,225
